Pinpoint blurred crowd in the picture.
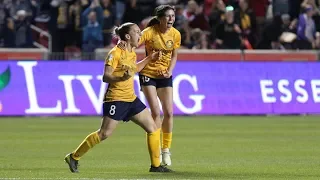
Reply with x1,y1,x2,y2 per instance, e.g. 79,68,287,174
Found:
1,0,320,53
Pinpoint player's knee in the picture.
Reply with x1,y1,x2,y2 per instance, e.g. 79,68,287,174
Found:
146,122,158,133
163,109,173,120
151,110,161,122
97,129,113,141
152,115,162,128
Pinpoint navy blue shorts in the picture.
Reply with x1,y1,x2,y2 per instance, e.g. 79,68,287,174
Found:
102,98,146,122
139,74,173,89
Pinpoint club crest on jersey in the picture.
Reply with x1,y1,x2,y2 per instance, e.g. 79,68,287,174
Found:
107,54,113,61
166,40,173,48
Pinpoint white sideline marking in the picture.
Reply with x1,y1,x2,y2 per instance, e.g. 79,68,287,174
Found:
0,178,188,180
0,179,164,180
0,179,160,180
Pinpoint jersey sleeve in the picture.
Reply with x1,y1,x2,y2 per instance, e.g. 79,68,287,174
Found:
173,30,181,49
104,49,120,70
139,28,151,45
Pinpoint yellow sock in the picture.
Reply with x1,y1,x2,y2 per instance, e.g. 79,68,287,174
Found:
147,128,161,167
160,129,163,149
72,131,101,160
162,132,172,149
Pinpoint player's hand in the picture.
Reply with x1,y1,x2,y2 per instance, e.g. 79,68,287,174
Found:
163,69,172,78
159,69,172,78
151,51,161,61
117,40,126,50
121,64,130,71
121,70,132,81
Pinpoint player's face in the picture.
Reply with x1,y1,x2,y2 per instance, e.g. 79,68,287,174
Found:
159,9,175,29
128,24,141,48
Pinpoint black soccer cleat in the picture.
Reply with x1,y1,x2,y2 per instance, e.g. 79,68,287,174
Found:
149,165,174,173
64,153,79,173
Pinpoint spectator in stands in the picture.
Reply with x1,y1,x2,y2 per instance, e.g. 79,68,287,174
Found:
215,6,242,49
14,9,33,48
184,0,210,31
115,0,125,25
234,0,256,48
178,0,203,6
0,2,6,46
19,0,38,22
3,18,15,47
182,0,210,48
68,0,90,49
2,0,320,52
279,14,298,49
100,0,116,47
208,0,225,44
190,27,209,49
203,0,214,16
122,0,156,25
289,0,302,20
301,0,320,32
225,0,239,9
249,0,269,37
156,0,179,6
183,0,198,21
49,0,74,53
173,5,191,48
301,0,320,13
297,6,317,49
273,0,290,16
82,0,103,53
4,0,37,20
4,10,33,48
257,15,284,49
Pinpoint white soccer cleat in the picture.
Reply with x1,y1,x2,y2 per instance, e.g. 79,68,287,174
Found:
161,148,171,166
159,150,163,164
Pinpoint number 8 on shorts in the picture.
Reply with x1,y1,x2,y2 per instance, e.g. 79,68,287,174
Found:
109,105,116,115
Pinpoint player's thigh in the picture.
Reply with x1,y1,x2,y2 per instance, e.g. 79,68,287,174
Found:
131,108,157,133
100,101,130,138
141,85,161,117
157,87,173,117
99,116,119,139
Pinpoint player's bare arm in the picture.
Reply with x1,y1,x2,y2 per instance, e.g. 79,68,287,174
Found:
102,65,131,83
136,51,161,72
162,49,178,78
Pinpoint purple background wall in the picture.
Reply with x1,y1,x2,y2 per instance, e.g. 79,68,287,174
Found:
0,61,319,116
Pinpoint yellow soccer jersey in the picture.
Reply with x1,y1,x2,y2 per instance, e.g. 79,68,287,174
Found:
139,25,181,78
103,46,137,102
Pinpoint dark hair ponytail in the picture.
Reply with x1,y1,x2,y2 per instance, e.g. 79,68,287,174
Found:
113,22,136,40
146,5,175,28
146,16,160,27
114,27,120,36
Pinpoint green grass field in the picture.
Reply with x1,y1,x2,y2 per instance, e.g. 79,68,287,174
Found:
0,116,319,180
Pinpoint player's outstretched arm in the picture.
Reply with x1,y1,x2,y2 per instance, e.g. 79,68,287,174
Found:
102,65,131,83
136,51,161,72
